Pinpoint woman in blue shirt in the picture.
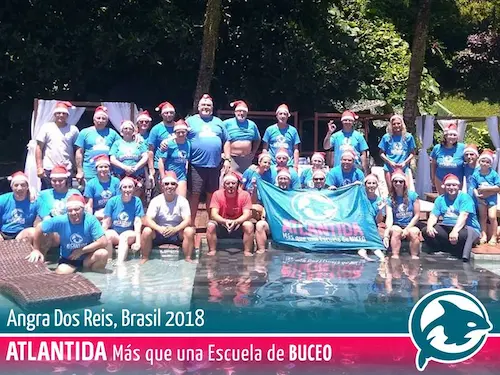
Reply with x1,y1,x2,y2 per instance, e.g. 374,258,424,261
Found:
300,152,327,188
378,115,416,189
361,174,387,262
430,122,465,194
385,169,422,259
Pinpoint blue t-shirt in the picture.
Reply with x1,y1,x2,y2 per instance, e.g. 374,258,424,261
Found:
37,188,82,219
83,176,120,211
470,168,500,206
432,192,480,234
430,143,465,181
158,140,191,181
300,168,328,189
329,130,368,166
464,164,477,195
148,122,176,169
104,196,145,234
242,167,274,197
269,166,300,190
109,139,148,177
326,166,364,187
223,118,260,142
262,124,300,166
41,214,105,259
367,195,386,220
378,133,416,172
75,126,121,179
0,193,39,234
187,115,227,168
387,191,419,227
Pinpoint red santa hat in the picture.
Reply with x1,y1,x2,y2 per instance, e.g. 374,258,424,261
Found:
66,194,85,209
223,171,242,183
94,154,110,167
276,104,290,116
119,176,136,188
230,100,249,112
391,169,406,182
94,106,108,118
173,119,188,132
120,120,135,132
341,110,358,122
155,101,175,114
312,169,326,179
162,171,178,184
479,148,495,163
136,110,152,122
50,165,70,179
198,94,213,106
275,148,290,159
442,173,460,186
276,167,291,179
258,153,272,163
8,171,29,186
311,152,326,162
364,174,379,184
444,122,458,135
464,144,479,156
53,101,74,115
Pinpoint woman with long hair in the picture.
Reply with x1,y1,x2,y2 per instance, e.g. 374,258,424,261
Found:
300,152,327,188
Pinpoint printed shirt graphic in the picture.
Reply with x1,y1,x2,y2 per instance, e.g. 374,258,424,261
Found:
109,139,148,177
75,126,121,179
187,115,227,168
158,140,191,181
269,166,300,189
210,189,252,220
223,118,261,142
387,191,419,227
469,168,500,205
262,124,301,166
326,166,364,188
378,133,416,172
0,193,39,234
104,196,145,234
84,176,120,211
37,188,82,219
41,214,105,259
430,143,465,181
148,122,176,168
432,192,480,233
330,130,368,167
36,122,80,171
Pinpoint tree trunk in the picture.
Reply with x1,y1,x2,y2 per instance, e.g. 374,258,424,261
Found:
193,0,222,112
403,0,432,132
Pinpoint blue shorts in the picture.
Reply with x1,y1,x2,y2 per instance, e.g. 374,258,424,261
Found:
58,257,85,270
485,195,498,207
153,231,181,246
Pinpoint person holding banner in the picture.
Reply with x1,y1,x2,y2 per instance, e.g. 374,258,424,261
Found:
430,122,465,194
385,169,422,259
326,149,365,189
269,148,300,189
300,152,327,188
422,173,480,261
310,169,328,190
242,153,273,202
206,172,254,256
275,168,293,191
361,174,387,261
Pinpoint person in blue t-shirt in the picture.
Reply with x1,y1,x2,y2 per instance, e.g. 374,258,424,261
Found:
186,94,231,221
275,168,293,191
223,100,261,173
463,144,479,195
300,152,327,189
423,173,481,261
268,149,300,190
27,194,108,274
378,115,416,189
148,101,176,176
242,153,273,202
262,103,301,170
323,110,369,173
135,110,153,145
102,177,145,264
470,149,500,245
326,150,365,189
310,169,328,190
158,120,191,198
385,169,422,259
75,106,121,183
361,174,387,262
0,172,38,243
430,122,465,194
83,155,120,220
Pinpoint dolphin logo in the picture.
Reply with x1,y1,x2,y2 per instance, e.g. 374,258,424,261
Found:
409,289,492,371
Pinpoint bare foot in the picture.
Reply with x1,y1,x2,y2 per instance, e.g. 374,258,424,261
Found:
207,250,216,256
256,249,266,254
391,254,400,259
411,255,420,260
489,238,497,245
139,258,149,265
373,249,386,261
244,251,254,257
185,258,197,264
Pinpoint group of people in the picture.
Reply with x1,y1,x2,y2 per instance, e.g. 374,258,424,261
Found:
0,95,494,273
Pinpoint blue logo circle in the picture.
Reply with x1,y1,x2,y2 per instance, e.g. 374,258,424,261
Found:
290,192,338,222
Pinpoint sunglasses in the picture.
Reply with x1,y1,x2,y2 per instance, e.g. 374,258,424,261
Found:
313,178,325,181
163,182,177,186
138,120,149,124
393,180,405,184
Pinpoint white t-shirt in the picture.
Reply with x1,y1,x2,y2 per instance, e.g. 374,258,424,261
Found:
146,194,191,227
36,122,80,171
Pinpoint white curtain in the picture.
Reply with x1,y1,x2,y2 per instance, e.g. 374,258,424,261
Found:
487,116,500,173
102,102,139,132
24,99,85,192
415,115,435,197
